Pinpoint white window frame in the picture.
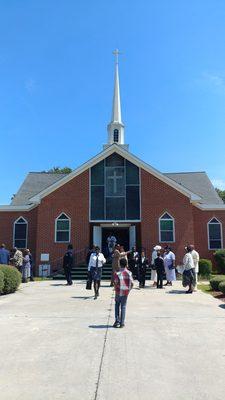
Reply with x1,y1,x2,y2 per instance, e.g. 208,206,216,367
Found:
207,217,223,250
55,213,71,243
13,216,28,249
159,212,175,243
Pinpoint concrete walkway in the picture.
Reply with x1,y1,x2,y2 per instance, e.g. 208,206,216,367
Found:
0,280,225,400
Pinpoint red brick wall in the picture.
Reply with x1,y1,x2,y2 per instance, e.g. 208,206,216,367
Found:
193,207,225,265
0,208,38,257
140,169,195,264
35,170,89,270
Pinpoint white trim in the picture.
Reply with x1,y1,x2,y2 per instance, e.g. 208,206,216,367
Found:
158,212,175,243
28,144,201,204
100,223,131,227
54,212,71,243
194,203,225,211
13,216,28,249
207,217,223,250
0,204,38,212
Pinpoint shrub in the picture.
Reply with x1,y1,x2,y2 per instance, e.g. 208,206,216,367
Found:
210,275,225,291
0,270,4,294
218,281,225,295
214,250,225,274
0,265,21,294
199,259,212,278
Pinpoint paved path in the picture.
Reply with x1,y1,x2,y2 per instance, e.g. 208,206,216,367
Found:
0,280,225,400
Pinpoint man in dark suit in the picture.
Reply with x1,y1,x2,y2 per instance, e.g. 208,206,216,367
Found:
63,244,74,285
138,250,149,288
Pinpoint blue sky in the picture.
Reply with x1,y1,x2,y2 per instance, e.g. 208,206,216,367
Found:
1,0,225,204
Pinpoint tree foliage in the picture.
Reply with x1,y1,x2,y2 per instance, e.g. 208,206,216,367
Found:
46,166,72,174
215,188,225,203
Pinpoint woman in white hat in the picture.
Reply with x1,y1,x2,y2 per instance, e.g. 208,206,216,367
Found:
151,245,162,287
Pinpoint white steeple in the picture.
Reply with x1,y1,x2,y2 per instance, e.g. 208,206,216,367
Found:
104,50,128,150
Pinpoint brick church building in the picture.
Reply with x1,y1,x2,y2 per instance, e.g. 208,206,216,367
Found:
0,54,225,274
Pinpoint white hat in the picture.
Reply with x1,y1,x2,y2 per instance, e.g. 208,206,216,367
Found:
154,245,162,251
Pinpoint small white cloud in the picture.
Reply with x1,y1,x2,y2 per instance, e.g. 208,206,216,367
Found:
25,78,36,94
202,72,225,93
212,178,225,190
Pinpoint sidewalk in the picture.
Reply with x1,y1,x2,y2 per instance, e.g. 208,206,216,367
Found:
0,280,225,400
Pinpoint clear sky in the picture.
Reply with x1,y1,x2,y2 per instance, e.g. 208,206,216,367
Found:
1,0,225,204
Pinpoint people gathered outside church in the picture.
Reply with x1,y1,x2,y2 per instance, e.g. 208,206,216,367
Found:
138,250,149,288
182,245,196,294
111,244,130,286
0,243,10,265
106,233,117,258
190,244,199,288
154,250,165,288
163,246,176,286
151,245,162,286
12,247,23,271
113,257,133,328
63,244,74,286
128,246,139,279
22,249,31,283
88,246,106,299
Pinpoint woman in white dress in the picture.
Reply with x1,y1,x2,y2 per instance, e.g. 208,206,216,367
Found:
163,246,176,286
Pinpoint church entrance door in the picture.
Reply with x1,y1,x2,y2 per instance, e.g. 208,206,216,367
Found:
101,227,129,257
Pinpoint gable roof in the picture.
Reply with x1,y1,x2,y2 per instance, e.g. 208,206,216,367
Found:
2,144,225,211
28,144,201,204
11,173,67,206
164,172,223,205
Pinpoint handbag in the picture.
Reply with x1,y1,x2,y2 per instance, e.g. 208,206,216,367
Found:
86,271,92,290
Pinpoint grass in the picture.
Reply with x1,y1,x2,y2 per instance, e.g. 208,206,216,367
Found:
198,283,212,294
34,277,53,281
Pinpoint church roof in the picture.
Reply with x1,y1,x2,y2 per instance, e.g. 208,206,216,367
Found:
164,172,223,205
11,172,67,206
10,155,222,207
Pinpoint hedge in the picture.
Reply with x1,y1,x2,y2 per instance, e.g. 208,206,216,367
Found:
199,259,212,278
218,281,225,295
0,270,4,294
214,250,225,274
0,265,21,295
209,275,225,291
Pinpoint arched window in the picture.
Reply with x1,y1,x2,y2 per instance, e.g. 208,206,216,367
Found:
113,129,119,142
14,217,28,249
159,212,175,243
207,218,223,250
55,213,71,243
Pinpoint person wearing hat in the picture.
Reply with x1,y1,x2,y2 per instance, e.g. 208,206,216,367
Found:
151,245,162,287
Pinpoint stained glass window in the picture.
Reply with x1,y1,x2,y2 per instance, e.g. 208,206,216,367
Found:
14,217,28,249
159,213,175,242
208,218,222,249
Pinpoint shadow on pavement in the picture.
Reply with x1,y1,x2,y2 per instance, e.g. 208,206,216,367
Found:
167,290,185,294
71,296,93,300
89,324,114,329
218,304,225,309
50,283,66,286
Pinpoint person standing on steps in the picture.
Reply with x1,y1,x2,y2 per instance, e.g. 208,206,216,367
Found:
63,244,74,286
113,258,134,328
88,246,106,299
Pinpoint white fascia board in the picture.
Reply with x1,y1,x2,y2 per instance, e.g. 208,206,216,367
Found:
194,203,225,211
0,204,38,212
29,144,202,203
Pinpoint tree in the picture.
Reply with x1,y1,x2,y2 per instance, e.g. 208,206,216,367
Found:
215,188,225,203
47,166,72,174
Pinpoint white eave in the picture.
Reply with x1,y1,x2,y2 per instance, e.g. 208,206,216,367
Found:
29,144,202,204
0,203,38,212
194,203,225,211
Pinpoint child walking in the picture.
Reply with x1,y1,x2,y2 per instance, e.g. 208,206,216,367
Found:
113,258,133,328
